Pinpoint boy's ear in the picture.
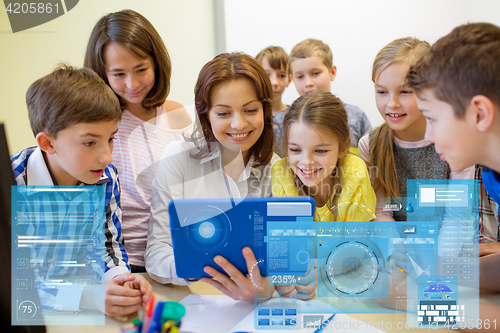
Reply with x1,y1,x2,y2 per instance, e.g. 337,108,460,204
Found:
36,132,56,154
469,95,495,132
330,65,337,82
286,74,291,87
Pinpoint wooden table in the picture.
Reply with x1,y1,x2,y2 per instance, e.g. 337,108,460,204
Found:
46,273,222,333
46,273,500,333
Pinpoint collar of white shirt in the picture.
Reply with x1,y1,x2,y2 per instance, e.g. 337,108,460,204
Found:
26,147,54,185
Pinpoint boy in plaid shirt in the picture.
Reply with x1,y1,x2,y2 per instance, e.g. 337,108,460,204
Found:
11,65,152,316
407,23,500,292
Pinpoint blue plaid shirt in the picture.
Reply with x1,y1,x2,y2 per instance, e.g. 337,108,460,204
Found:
11,147,130,282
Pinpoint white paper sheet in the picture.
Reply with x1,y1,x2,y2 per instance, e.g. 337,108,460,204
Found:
179,294,386,333
179,294,254,333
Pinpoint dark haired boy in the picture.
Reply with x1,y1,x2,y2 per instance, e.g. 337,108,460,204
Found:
407,22,500,292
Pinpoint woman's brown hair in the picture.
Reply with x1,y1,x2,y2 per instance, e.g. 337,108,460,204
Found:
282,90,350,217
370,37,430,198
84,9,171,110
190,52,274,167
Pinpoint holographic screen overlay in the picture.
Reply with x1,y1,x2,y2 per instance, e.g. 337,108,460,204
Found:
406,179,479,259
169,197,315,279
405,179,479,221
314,221,439,314
266,217,315,286
253,294,338,330
380,179,479,223
266,200,379,293
406,274,479,328
405,180,479,284
402,180,480,327
381,180,478,273
413,275,459,326
12,186,106,326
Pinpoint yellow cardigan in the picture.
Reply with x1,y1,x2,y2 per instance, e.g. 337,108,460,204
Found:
271,154,376,221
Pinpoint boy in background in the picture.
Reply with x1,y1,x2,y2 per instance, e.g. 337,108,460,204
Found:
10,65,152,316
256,46,291,157
289,38,371,152
407,22,500,293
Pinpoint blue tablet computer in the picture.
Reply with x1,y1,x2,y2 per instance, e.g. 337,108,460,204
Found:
169,197,315,279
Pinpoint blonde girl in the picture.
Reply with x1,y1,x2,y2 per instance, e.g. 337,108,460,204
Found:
360,36,483,228
358,37,463,221
271,90,375,300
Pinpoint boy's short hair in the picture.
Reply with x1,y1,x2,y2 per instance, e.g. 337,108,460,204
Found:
289,38,333,72
407,22,500,118
27,64,121,137
256,46,289,71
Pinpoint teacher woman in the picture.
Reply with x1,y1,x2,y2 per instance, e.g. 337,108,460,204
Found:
145,53,279,301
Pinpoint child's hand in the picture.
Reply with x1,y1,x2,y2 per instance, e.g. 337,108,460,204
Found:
275,284,316,300
105,273,143,317
479,242,500,257
201,247,275,302
125,274,153,308
275,270,317,300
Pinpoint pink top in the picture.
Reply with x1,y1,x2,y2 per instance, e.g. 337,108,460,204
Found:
112,106,193,266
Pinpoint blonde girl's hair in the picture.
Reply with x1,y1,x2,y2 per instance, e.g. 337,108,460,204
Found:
282,90,350,219
369,37,431,198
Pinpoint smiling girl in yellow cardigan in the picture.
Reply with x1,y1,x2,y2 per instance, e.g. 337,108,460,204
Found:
272,90,376,222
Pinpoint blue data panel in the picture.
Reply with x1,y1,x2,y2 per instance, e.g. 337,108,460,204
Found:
314,221,439,314
253,296,337,331
12,186,106,326
316,222,389,299
406,179,478,221
266,217,315,286
403,180,480,327
405,275,478,328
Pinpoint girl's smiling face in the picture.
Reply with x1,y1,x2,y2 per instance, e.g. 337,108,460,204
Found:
375,62,426,141
287,122,347,194
104,42,155,108
208,78,264,162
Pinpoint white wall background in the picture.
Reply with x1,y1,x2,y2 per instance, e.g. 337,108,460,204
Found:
2,0,500,153
224,0,500,129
